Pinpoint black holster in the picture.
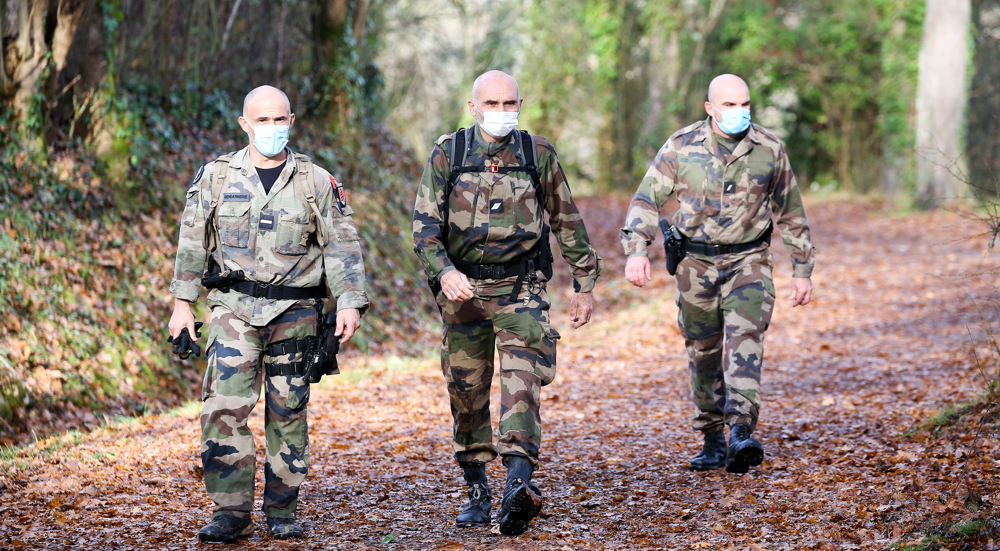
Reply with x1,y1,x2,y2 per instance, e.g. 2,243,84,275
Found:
264,303,340,383
303,309,341,383
659,219,686,276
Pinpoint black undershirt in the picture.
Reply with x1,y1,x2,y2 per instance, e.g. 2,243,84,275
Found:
256,160,287,194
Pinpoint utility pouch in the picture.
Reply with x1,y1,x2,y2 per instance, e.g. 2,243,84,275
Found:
303,310,340,383
659,218,686,276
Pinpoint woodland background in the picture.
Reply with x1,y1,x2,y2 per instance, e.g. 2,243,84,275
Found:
0,0,998,521
0,0,997,443
2,0,1000,548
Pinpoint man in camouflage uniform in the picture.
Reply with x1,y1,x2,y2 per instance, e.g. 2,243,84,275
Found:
621,74,815,474
413,70,602,535
167,85,369,542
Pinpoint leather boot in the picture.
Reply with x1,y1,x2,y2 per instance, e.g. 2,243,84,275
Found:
266,517,304,540
726,423,764,474
689,430,728,471
198,513,253,543
456,462,491,527
499,456,542,536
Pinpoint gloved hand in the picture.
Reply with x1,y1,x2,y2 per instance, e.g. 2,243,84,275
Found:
168,321,204,359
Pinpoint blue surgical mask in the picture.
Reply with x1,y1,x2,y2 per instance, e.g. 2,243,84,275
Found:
250,124,289,157
711,104,751,135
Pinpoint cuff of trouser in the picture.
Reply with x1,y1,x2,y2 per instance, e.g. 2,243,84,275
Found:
169,279,200,303
791,261,813,279
501,452,539,470
265,509,295,519
214,511,250,520
728,415,757,432
336,291,370,316
572,275,597,293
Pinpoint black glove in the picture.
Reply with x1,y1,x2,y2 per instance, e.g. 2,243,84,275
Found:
168,321,204,359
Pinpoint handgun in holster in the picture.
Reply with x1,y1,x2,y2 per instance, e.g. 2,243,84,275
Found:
659,218,686,276
302,306,340,384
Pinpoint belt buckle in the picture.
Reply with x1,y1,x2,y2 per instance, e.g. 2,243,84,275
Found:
490,165,499,174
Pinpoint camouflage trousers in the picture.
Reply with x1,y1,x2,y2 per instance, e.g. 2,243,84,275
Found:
437,283,560,469
200,302,316,520
675,247,775,434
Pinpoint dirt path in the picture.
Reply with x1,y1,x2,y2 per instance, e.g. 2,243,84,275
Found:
1,197,997,550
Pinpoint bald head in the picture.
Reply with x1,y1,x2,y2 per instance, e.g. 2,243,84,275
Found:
707,74,749,105
242,85,291,118
471,70,520,107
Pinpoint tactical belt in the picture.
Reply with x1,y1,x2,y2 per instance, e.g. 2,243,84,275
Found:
217,281,323,300
681,225,772,257
450,254,535,281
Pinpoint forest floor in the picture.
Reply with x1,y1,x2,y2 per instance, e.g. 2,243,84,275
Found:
2,196,1000,550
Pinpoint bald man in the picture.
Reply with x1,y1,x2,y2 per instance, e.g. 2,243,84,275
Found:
621,74,816,474
413,70,602,535
168,85,369,542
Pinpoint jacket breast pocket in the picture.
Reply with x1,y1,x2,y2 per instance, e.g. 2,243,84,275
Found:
743,161,774,206
218,201,252,248
511,177,542,235
276,207,309,255
333,205,361,243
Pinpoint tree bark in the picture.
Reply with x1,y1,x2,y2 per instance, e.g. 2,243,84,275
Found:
967,0,1000,199
46,0,92,108
914,0,972,207
10,0,51,121
0,0,13,97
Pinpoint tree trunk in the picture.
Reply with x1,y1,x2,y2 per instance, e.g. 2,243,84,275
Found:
603,0,648,191
914,0,972,207
10,0,51,122
967,0,1000,199
0,0,13,97
46,0,92,109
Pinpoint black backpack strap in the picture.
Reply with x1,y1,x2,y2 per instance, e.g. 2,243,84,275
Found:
518,130,543,206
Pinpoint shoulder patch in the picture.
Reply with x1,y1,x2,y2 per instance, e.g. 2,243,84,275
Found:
329,174,347,213
191,165,205,186
435,133,455,146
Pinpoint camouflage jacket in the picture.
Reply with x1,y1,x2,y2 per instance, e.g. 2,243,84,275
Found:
621,118,816,278
169,146,369,326
413,124,602,297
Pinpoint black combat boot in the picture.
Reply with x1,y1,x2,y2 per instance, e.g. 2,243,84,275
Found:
266,517,304,540
689,430,728,471
725,423,764,474
499,456,542,536
456,462,492,527
198,513,254,543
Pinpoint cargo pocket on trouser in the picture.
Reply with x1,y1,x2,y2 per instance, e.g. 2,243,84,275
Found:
218,201,252,248
202,334,219,401
537,322,560,386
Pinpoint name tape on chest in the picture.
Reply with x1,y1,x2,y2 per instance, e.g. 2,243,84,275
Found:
223,192,250,202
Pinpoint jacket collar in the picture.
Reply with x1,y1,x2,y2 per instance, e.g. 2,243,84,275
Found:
227,145,298,198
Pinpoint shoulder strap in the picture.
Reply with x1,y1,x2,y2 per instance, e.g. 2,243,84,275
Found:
292,153,328,247
518,130,544,207
203,153,235,253
443,128,471,239
447,128,471,194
